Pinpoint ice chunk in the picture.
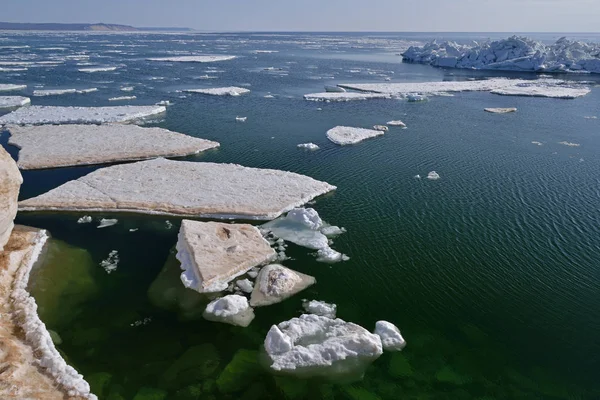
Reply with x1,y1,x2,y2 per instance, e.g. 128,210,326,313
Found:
320,225,346,237
120,86,134,92
97,218,118,228
78,66,118,73
235,116,247,122
33,89,97,96
484,107,517,113
427,171,440,180
558,141,580,147
387,120,407,127
0,84,26,92
304,92,390,101
326,126,384,145
0,105,166,125
407,94,428,102
100,250,119,274
203,295,255,327
0,96,30,110
374,321,406,351
236,278,254,294
147,55,236,63
77,216,92,224
297,143,320,151
263,314,383,380
250,264,315,307
176,220,276,293
302,300,337,318
108,96,137,101
184,86,250,96
373,125,389,131
531,141,543,146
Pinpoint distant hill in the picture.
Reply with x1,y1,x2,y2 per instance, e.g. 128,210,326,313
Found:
0,22,192,32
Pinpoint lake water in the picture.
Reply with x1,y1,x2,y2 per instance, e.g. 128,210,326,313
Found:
2,31,600,399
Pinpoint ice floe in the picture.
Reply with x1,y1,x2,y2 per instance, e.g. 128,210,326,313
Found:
373,125,389,131
7,124,219,170
0,84,26,92
402,36,600,74
484,107,517,113
77,216,92,224
490,84,589,99
302,300,337,318
374,321,406,351
427,171,441,180
235,116,247,122
303,92,390,102
78,66,118,73
147,55,236,63
326,126,384,145
100,250,119,274
0,105,166,125
250,264,316,307
236,278,254,294
0,96,30,110
33,88,97,96
558,141,580,147
97,218,118,228
263,314,383,380
176,220,276,293
184,86,250,96
203,295,255,327
120,86,134,92
297,143,320,151
108,95,137,101
387,120,407,127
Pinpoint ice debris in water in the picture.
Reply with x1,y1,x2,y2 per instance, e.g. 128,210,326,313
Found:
531,141,543,146
108,96,137,101
414,174,421,179
250,264,315,307
130,317,152,327
147,55,236,63
33,88,97,96
559,141,580,147
326,126,384,145
407,94,428,102
0,96,30,110
100,250,119,274
165,220,173,229
387,120,406,127
78,66,118,73
236,116,247,122
297,143,320,151
77,216,92,224
184,86,250,96
373,125,389,131
236,278,254,293
120,86,134,92
97,218,118,228
484,107,517,113
427,171,440,180
203,295,255,327
302,300,337,318
263,314,383,380
374,321,406,351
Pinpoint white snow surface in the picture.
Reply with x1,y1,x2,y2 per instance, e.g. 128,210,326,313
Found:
304,92,390,101
10,229,97,399
147,55,236,63
402,36,600,74
0,105,166,125
184,86,250,96
264,314,383,377
0,96,30,109
326,126,384,145
0,84,26,92
374,321,406,351
302,300,337,319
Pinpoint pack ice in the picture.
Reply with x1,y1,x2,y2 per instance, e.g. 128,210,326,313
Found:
0,106,166,125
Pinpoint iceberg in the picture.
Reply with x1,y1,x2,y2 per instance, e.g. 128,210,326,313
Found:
484,107,517,113
402,36,600,74
558,141,580,147
374,321,406,351
0,105,166,125
7,124,220,170
176,220,276,293
0,96,30,110
249,264,316,307
33,89,97,96
326,126,384,145
297,143,320,151
263,314,383,380
203,295,255,327
184,87,250,96
0,84,26,92
19,159,336,220
303,92,390,101
147,55,236,63
302,300,337,318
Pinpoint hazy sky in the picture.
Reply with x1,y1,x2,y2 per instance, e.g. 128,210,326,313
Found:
2,0,599,32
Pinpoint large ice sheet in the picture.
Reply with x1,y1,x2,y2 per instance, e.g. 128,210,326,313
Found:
184,87,250,96
147,55,236,63
326,126,384,145
19,159,337,219
7,124,219,170
0,105,166,125
0,96,30,110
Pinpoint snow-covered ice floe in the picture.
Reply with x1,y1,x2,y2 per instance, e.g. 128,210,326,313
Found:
326,126,384,145
338,78,590,99
33,88,97,97
302,300,337,319
0,84,26,92
303,92,391,101
250,264,316,307
78,66,118,73
203,295,255,327
147,55,236,63
484,107,517,113
374,321,406,351
261,208,349,263
176,220,275,293
297,142,320,151
0,105,166,125
184,86,250,96
0,96,30,110
19,159,336,219
402,36,600,74
263,314,383,380
6,124,219,170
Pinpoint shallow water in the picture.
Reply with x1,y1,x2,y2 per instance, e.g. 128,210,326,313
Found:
2,31,600,399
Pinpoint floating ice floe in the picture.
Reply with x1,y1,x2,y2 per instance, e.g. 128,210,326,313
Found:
33,88,97,96
302,300,337,319
531,141,543,146
0,105,166,125
558,141,580,147
264,94,275,98
236,278,254,294
19,159,336,219
374,321,406,351
6,124,219,170
261,208,349,263
407,94,428,102
303,92,391,101
326,126,384,145
324,85,346,93
387,120,407,127
427,171,441,180
77,215,92,224
120,86,134,92
235,116,247,122
147,55,236,63
203,295,255,327
184,86,250,96
484,107,517,113
108,95,137,101
100,250,119,274
0,84,26,92
297,143,320,151
250,264,316,307
263,314,383,380
338,78,590,99
78,66,118,73
0,96,30,110
402,36,600,74
373,125,389,131
176,220,276,293
97,218,118,228
0,67,28,72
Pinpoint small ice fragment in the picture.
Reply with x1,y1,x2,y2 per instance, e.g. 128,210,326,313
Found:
558,141,580,147
236,278,254,293
316,247,350,263
374,321,406,351
156,100,171,106
236,116,247,122
77,215,92,224
100,250,119,274
531,141,543,146
109,96,137,101
297,143,320,151
407,94,428,102
302,300,337,318
414,174,421,179
264,94,275,98
129,228,139,232
121,86,134,92
427,171,440,180
320,226,346,237
97,218,118,228
373,125,389,131
165,220,173,229
387,120,406,128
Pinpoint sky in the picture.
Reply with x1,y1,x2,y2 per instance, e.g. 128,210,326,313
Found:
2,0,600,32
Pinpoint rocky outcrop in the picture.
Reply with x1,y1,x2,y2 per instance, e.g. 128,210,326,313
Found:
0,147,21,251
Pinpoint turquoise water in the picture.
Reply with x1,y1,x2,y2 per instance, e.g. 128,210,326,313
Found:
2,32,600,399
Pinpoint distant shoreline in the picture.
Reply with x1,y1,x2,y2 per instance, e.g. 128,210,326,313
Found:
0,22,192,32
